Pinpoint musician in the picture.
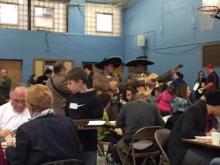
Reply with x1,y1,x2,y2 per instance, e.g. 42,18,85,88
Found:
93,56,122,120
200,64,219,93
126,56,154,82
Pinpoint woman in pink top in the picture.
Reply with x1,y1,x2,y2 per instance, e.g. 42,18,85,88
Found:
156,85,176,116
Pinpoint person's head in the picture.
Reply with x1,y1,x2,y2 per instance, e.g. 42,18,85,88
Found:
53,62,66,76
123,86,137,102
83,64,93,75
176,84,191,98
103,63,114,75
0,69,9,77
30,74,36,80
204,89,220,116
44,69,53,78
135,64,145,74
10,83,27,113
26,84,53,116
174,71,184,80
197,71,205,80
133,93,147,103
206,64,214,74
66,67,87,94
167,84,176,95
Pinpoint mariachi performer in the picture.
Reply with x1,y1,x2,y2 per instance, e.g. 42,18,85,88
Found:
93,56,122,120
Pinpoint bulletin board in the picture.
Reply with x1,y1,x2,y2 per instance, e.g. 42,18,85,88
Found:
202,43,220,67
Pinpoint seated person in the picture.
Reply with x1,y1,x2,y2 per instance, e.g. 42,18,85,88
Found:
116,93,165,165
0,84,30,131
167,89,220,165
5,85,82,165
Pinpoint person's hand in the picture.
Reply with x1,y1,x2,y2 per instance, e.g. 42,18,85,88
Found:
0,129,13,138
5,135,15,147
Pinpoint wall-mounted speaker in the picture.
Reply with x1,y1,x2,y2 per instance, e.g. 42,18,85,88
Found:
137,34,146,47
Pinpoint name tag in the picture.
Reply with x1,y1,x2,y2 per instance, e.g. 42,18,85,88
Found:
69,103,78,109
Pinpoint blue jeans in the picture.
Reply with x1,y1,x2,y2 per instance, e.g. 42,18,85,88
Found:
81,151,97,165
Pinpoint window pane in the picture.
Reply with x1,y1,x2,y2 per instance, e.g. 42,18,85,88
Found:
96,13,112,32
34,7,53,28
0,3,18,25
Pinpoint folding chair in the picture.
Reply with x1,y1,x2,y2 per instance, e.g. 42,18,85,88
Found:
123,126,161,165
154,128,170,165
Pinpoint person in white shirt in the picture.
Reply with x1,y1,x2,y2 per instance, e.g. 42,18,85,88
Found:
0,84,30,132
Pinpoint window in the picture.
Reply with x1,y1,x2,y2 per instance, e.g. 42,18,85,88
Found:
32,1,67,32
0,0,67,32
85,3,121,36
0,3,18,25
96,13,113,32
34,7,54,28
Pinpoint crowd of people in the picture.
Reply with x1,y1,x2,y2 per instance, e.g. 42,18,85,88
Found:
0,56,219,165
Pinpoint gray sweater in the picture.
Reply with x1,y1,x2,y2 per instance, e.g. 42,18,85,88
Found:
116,100,165,142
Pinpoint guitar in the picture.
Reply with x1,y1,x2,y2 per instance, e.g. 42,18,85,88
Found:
134,64,183,96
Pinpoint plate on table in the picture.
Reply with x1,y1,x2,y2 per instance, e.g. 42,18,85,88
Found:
87,120,106,126
195,136,212,143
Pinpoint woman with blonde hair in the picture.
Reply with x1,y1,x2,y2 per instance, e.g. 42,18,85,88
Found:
5,84,81,165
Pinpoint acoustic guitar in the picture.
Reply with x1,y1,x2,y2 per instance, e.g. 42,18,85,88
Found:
135,64,183,96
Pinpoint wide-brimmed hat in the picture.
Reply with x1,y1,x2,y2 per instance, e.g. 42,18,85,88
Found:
95,56,122,69
126,56,154,67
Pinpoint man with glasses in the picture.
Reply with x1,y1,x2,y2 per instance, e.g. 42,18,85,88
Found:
0,84,30,132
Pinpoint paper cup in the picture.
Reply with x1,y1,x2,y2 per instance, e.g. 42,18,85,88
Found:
211,132,220,145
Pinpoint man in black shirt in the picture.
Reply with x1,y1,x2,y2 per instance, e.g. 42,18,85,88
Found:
65,67,103,165
201,64,219,93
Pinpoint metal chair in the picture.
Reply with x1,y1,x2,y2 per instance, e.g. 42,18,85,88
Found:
41,159,85,165
123,126,161,165
154,128,170,165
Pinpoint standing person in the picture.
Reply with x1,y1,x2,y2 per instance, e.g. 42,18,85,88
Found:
83,63,94,89
27,74,36,86
5,85,81,165
93,56,122,120
155,84,176,116
36,69,53,85
65,67,103,165
46,62,71,116
0,69,12,100
126,56,154,82
171,71,186,90
200,64,219,93
194,71,206,100
167,89,220,165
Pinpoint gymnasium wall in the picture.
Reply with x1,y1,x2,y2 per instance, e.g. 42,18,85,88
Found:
123,0,220,86
0,0,124,82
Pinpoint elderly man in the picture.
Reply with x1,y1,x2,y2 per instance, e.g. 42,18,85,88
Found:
0,84,30,131
0,69,12,100
47,62,71,116
168,89,220,165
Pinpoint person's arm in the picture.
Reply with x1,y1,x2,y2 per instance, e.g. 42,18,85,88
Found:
155,92,162,103
5,128,30,165
116,105,126,129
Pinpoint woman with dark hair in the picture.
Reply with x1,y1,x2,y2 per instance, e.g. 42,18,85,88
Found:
166,84,191,129
121,86,137,104
194,71,206,100
27,74,36,86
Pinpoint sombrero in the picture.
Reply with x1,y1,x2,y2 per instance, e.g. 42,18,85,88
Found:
95,56,122,69
126,56,154,67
